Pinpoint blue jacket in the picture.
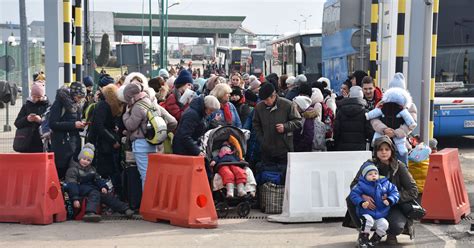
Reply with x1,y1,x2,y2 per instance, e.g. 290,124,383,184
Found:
349,175,400,219
208,102,242,128
173,96,208,156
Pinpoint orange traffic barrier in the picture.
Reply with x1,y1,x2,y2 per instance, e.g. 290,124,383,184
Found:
421,148,471,224
0,153,66,224
140,154,218,228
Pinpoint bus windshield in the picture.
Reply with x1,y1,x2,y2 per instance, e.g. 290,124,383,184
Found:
435,45,474,98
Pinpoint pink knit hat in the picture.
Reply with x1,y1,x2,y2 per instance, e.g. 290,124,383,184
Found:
30,81,45,97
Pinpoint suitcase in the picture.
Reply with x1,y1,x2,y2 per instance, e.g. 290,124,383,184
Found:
122,164,142,210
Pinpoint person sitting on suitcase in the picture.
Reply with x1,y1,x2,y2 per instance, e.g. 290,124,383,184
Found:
210,142,247,198
349,164,400,247
65,143,134,222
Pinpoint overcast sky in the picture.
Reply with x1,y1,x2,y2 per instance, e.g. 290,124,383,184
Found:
1,0,325,34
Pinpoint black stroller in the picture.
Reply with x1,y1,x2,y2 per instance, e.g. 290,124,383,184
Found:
201,126,257,218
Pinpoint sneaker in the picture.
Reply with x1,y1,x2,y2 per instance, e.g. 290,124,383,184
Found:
369,233,383,247
385,234,398,245
358,233,370,248
124,209,134,217
237,183,246,197
83,212,101,222
226,183,235,198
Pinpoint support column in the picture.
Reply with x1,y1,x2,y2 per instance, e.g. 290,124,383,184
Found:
429,0,439,140
369,0,379,84
395,0,406,73
19,0,29,104
75,0,83,82
63,0,72,86
44,0,62,101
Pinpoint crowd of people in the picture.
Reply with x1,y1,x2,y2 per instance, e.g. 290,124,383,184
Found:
15,65,431,246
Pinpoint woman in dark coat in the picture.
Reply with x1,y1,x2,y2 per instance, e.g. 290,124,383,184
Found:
50,82,87,179
333,86,372,151
14,82,50,152
172,95,220,156
88,84,123,179
343,136,418,245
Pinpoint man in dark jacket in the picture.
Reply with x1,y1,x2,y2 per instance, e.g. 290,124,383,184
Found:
334,86,372,151
253,83,302,164
172,95,220,156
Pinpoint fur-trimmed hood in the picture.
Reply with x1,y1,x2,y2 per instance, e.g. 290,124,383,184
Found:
381,87,413,108
55,86,80,113
101,84,123,117
302,106,319,119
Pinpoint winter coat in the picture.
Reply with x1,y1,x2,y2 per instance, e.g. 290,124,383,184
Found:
350,175,400,219
172,96,209,156
285,87,299,101
163,89,189,121
252,96,302,159
208,102,242,128
65,160,108,201
123,95,177,142
232,100,252,126
14,98,50,152
243,109,261,165
294,107,318,152
50,88,82,169
334,98,371,151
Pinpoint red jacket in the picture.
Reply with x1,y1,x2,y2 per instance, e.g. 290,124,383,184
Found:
374,86,383,105
163,92,188,122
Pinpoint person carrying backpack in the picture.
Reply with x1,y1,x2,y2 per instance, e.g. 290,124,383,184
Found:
50,82,87,179
292,96,316,152
122,83,174,188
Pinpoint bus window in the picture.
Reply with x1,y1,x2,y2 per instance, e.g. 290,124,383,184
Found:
435,46,474,97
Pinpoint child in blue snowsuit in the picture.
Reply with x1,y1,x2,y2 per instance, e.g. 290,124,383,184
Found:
350,164,400,247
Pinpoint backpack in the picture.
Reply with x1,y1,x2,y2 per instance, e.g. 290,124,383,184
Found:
312,118,327,151
321,102,335,139
136,101,167,145
40,106,65,138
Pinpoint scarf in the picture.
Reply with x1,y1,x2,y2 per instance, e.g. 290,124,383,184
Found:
222,103,232,124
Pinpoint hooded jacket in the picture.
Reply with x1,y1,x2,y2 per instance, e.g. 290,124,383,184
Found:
253,96,302,159
14,98,50,152
172,96,209,156
350,172,400,219
163,88,189,121
334,97,371,151
294,107,318,152
65,160,108,201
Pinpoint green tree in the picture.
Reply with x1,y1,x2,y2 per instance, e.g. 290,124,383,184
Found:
95,33,110,66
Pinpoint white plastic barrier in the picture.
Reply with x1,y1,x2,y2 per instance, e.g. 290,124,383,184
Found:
268,151,371,223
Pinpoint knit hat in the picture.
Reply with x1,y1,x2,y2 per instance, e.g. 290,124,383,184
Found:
362,164,378,179
242,73,250,81
78,143,95,161
69,82,87,97
286,76,296,86
174,69,193,89
258,82,275,100
311,88,324,105
317,77,331,90
249,78,261,91
293,96,312,111
294,74,307,87
245,90,258,103
159,68,169,79
349,86,363,98
98,74,115,88
204,95,220,110
30,81,45,97
83,76,94,87
123,83,141,103
388,72,406,89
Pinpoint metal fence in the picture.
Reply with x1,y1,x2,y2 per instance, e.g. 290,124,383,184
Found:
0,44,43,153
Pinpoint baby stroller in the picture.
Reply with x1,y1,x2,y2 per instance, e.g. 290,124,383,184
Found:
200,126,257,218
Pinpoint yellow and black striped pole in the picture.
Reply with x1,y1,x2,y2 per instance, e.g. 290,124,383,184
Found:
395,0,406,73
63,0,72,86
429,0,439,139
464,49,468,84
72,2,76,82
369,0,379,85
75,0,83,82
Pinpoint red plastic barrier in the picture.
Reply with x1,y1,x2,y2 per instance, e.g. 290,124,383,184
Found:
421,148,471,223
140,154,217,228
0,153,66,224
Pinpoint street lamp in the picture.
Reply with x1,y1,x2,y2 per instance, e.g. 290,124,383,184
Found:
300,14,312,31
293,19,301,32
3,33,16,132
163,0,181,69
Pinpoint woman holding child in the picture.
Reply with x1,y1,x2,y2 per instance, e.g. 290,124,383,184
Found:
343,136,418,246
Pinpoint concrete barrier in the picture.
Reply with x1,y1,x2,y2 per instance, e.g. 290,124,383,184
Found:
268,151,371,223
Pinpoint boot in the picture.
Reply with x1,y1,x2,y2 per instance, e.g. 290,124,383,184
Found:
124,209,134,218
358,232,370,248
385,234,398,245
368,233,383,247
226,183,235,198
237,183,246,197
83,212,101,222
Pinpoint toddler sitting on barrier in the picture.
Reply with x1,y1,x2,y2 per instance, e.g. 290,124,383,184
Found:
350,164,400,247
210,142,247,198
65,143,134,222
